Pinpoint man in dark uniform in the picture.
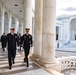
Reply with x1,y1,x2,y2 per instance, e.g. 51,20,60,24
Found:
6,27,19,69
18,33,22,51
1,33,7,51
21,28,33,67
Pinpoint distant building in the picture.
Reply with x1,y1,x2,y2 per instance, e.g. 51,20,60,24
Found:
56,15,76,48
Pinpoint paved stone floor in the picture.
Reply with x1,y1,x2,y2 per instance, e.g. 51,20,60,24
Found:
1,48,76,75
0,48,52,75
56,50,76,58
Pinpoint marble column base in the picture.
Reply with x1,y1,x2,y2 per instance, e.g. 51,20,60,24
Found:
31,57,61,72
35,60,61,72
30,55,40,62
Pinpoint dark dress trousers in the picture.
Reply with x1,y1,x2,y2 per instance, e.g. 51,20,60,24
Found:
6,33,19,67
21,34,33,67
18,35,22,51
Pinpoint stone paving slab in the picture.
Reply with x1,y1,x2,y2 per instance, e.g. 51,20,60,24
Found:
11,69,52,75
0,49,51,75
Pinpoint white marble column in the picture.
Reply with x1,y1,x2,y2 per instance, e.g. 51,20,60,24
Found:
60,27,63,40
59,27,61,40
15,18,18,33
40,0,56,63
2,4,4,33
0,4,2,36
37,0,61,72
73,30,75,40
32,0,43,58
21,22,23,34
23,0,32,34
8,12,11,32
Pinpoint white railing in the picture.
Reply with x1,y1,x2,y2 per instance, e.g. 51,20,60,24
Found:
57,56,76,71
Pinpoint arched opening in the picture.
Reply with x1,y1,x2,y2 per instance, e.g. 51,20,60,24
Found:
56,26,59,40
70,18,76,40
18,21,22,34
11,16,15,28
0,6,2,36
4,12,9,34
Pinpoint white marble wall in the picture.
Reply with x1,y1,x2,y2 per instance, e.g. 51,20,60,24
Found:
0,1,23,35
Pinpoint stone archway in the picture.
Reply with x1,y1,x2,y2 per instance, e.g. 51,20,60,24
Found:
56,26,59,40
70,18,76,40
4,12,9,34
18,21,22,34
11,16,15,28
0,6,2,36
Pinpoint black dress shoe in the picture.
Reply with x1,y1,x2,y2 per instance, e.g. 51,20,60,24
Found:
9,66,12,70
26,65,29,67
24,58,26,63
26,64,29,67
13,60,15,64
3,49,5,52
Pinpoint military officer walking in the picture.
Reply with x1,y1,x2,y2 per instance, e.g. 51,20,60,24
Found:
1,33,7,51
6,27,19,69
21,28,33,67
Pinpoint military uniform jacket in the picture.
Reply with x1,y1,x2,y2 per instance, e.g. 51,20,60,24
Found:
6,33,19,50
21,34,33,49
1,35,7,47
1,35,7,42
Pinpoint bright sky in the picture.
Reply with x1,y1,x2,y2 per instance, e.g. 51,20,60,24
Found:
32,0,76,17
56,0,76,16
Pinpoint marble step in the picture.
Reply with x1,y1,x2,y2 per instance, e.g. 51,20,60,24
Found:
0,52,22,55
0,59,32,66
0,62,33,69
11,69,52,75
0,56,24,60
0,60,24,65
0,55,23,58
0,64,39,75
0,58,7,61
0,56,25,68
0,52,24,57
0,59,39,75
0,52,7,55
0,50,40,75
0,56,7,58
